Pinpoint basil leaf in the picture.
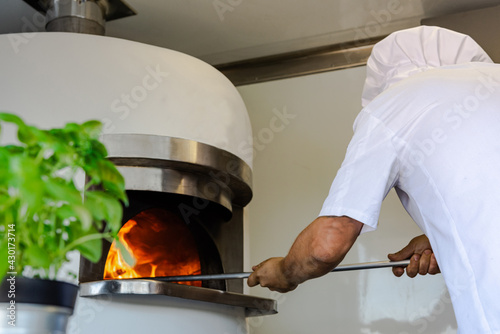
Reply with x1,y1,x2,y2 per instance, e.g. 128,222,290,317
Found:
76,238,102,263
0,241,8,280
115,240,136,267
24,245,52,268
81,120,102,139
44,179,82,205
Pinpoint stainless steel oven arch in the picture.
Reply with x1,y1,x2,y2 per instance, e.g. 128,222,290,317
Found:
101,133,252,218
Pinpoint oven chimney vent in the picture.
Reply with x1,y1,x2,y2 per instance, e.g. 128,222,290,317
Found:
22,0,136,35
44,0,107,35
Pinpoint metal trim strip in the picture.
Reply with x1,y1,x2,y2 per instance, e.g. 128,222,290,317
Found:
101,134,253,209
79,280,278,317
215,38,384,86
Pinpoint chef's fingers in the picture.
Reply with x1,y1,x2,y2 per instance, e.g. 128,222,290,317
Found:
248,258,275,287
428,253,440,275
418,249,433,275
392,266,405,277
388,241,417,277
405,253,421,278
412,249,441,276
388,244,415,262
406,249,440,277
247,271,259,287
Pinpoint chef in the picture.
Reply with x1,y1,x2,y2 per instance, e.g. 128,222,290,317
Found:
248,26,500,333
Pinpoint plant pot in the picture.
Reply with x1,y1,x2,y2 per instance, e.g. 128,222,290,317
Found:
0,276,78,334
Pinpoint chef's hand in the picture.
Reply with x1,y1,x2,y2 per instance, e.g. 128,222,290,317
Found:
388,234,440,278
247,257,298,293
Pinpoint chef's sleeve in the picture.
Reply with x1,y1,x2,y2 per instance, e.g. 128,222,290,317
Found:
319,111,399,233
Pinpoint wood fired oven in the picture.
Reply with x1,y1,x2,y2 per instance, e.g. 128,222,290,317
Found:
78,134,276,317
0,31,276,333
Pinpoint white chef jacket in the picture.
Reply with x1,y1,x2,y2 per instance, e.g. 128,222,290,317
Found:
319,62,500,333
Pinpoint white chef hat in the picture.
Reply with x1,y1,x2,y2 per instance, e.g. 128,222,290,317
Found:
361,26,493,107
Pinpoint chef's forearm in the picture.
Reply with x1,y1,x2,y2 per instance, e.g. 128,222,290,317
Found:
281,216,363,285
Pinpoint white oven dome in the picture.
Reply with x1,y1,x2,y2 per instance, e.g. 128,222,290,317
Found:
0,32,253,168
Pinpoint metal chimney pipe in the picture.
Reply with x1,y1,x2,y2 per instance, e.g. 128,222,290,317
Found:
44,0,107,35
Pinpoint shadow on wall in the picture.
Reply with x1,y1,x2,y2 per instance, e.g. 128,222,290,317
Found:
365,290,458,334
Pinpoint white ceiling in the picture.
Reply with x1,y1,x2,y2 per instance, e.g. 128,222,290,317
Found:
1,0,499,65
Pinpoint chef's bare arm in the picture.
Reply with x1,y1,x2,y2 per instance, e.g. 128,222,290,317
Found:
247,216,363,292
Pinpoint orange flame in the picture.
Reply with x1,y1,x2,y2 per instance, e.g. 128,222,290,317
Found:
104,208,202,287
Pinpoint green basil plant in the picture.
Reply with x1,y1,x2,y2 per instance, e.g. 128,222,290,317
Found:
0,112,130,281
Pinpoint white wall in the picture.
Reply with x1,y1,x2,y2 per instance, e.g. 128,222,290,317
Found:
238,67,458,334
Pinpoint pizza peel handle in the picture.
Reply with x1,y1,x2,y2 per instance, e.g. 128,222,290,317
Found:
150,259,411,282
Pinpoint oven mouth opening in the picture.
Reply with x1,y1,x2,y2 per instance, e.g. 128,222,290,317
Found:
79,190,226,291
104,207,203,286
